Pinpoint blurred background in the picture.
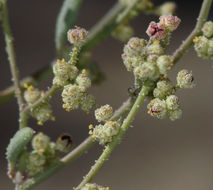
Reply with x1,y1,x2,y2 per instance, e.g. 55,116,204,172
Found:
1,0,213,189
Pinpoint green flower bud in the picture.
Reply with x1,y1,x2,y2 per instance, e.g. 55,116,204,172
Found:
24,86,41,104
134,62,160,81
67,27,88,46
156,55,172,74
76,70,91,92
153,80,174,99
56,134,73,153
166,95,180,110
62,84,83,111
176,69,195,89
123,37,147,57
53,59,78,86
122,55,144,72
95,104,113,122
202,21,213,38
158,2,176,15
112,24,134,42
146,42,164,55
32,132,50,152
27,150,46,176
194,36,212,58
81,183,109,190
80,94,95,113
168,108,182,121
91,121,120,145
31,103,53,125
147,98,167,119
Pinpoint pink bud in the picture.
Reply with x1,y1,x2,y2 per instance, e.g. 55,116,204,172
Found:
159,15,181,31
146,21,167,40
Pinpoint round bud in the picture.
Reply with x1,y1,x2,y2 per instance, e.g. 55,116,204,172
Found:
156,55,172,74
62,84,83,111
112,24,134,42
95,104,113,122
122,55,144,72
91,121,120,145
202,21,213,38
194,36,209,58
147,98,167,119
67,27,88,46
159,15,181,31
146,43,164,55
133,62,160,81
146,21,167,40
123,37,147,57
80,94,95,112
168,108,182,121
76,70,91,92
24,86,41,104
159,2,177,15
166,95,180,110
176,69,195,89
153,80,174,99
32,132,50,152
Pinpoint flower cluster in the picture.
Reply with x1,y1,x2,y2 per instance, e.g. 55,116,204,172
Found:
23,85,54,125
194,21,213,59
81,183,109,190
89,105,121,145
147,69,195,121
17,132,73,177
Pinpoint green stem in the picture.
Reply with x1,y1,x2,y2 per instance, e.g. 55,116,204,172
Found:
75,83,151,189
1,0,25,110
172,0,213,64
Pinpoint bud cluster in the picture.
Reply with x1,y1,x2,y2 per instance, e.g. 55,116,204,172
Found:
23,85,54,126
89,105,121,145
194,21,213,59
17,132,73,177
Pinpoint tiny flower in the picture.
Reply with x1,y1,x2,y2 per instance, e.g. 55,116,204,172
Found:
95,104,113,122
122,55,144,72
166,95,180,110
146,42,164,55
56,134,73,153
91,121,120,145
153,80,174,99
168,108,182,121
67,26,88,46
32,132,50,152
123,37,147,57
133,62,160,81
159,15,181,31
146,21,167,40
147,98,167,119
202,21,213,38
176,69,195,89
31,103,53,125
80,94,95,113
24,86,41,104
112,23,134,42
62,84,83,111
76,70,92,92
156,55,173,74
158,2,177,15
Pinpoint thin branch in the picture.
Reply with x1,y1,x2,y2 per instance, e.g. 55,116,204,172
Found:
75,82,151,189
19,97,134,190
172,0,213,64
1,0,25,110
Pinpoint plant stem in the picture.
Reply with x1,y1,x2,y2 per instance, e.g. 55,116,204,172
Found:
18,97,134,190
75,83,151,189
172,0,213,64
1,0,25,110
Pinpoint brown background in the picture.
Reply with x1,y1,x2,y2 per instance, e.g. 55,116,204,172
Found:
1,0,213,189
